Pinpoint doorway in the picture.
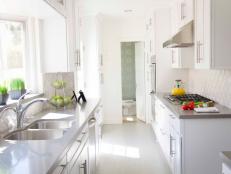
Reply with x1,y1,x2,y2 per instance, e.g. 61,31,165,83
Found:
121,42,145,123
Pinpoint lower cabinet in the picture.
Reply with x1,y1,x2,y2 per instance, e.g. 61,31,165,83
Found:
50,104,103,174
169,126,182,174
154,98,182,174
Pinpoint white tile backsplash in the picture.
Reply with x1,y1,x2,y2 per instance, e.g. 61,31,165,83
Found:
189,69,231,108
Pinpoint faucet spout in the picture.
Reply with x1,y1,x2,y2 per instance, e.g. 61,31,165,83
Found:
17,98,48,129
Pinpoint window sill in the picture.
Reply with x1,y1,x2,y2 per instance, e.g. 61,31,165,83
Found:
0,93,44,112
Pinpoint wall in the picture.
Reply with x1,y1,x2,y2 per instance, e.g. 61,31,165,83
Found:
121,42,136,100
155,8,189,93
101,15,146,124
188,69,231,108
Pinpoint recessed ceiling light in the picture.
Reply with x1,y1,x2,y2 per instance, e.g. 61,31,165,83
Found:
124,9,133,13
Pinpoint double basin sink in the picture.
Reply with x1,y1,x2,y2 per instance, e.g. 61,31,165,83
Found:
4,119,74,141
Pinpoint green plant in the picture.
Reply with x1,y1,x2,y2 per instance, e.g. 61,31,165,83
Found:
0,86,8,95
10,79,25,91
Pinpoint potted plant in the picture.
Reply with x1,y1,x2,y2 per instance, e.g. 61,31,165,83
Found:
0,86,8,105
9,79,26,100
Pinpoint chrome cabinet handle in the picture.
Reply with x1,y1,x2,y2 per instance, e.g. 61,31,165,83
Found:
160,104,165,110
196,41,199,63
100,54,103,66
160,128,166,135
80,160,87,174
89,117,96,123
172,50,174,64
169,114,176,119
170,134,176,157
180,1,186,20
89,117,96,127
75,50,80,68
197,41,203,63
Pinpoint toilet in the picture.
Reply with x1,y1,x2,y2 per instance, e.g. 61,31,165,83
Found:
122,100,136,116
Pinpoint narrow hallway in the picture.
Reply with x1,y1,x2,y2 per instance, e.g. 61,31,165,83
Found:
96,122,171,174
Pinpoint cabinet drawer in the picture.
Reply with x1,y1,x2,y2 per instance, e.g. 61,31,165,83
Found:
51,155,67,174
67,141,81,162
68,134,88,171
168,112,180,135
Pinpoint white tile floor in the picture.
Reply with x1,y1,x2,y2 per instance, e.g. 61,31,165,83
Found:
96,122,171,174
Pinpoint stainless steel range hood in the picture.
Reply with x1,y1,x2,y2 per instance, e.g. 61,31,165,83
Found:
163,20,194,48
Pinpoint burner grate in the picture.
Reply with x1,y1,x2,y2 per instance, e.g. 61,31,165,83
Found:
167,94,213,103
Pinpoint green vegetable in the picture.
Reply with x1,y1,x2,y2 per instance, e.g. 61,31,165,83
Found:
10,79,25,91
0,86,8,95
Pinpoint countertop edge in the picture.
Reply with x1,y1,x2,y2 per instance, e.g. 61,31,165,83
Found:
220,152,231,170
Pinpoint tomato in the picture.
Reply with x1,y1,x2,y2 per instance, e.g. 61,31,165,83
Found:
181,105,189,110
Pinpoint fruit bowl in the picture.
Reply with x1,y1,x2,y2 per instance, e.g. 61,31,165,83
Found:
50,96,72,108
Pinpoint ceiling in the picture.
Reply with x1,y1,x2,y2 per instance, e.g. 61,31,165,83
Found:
78,0,173,17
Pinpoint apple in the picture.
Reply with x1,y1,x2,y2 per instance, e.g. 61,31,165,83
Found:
56,98,64,107
50,98,57,105
64,96,72,105
52,80,66,89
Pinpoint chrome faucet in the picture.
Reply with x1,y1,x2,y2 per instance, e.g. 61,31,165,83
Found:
0,91,48,129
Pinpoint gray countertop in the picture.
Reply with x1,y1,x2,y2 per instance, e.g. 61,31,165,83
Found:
220,152,231,170
0,98,101,174
155,93,231,119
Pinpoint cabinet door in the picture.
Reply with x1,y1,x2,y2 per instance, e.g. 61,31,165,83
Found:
195,0,211,69
171,49,180,68
80,143,89,174
177,0,186,27
170,128,182,174
69,157,81,174
177,0,193,28
184,0,194,23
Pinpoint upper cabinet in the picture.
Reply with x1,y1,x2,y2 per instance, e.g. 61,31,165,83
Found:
145,11,156,63
195,0,231,69
176,0,194,29
171,48,194,69
170,0,194,69
44,0,67,17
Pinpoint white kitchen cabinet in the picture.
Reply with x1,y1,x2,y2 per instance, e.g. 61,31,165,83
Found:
195,0,231,69
170,2,194,69
154,99,171,162
170,126,182,174
154,95,231,174
176,0,194,29
171,48,194,69
222,163,231,174
154,98,182,174
144,11,156,124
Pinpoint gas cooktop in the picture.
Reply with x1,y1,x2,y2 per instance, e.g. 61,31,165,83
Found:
166,94,214,104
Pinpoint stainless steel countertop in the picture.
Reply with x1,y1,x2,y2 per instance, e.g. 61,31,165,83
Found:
155,93,231,119
220,152,231,170
0,98,101,174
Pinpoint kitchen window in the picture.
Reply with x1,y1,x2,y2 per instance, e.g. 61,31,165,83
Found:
0,19,26,84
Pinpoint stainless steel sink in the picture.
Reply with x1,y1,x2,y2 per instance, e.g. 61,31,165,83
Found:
4,129,65,140
26,120,73,130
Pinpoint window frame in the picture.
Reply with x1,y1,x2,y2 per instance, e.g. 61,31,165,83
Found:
0,14,32,90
